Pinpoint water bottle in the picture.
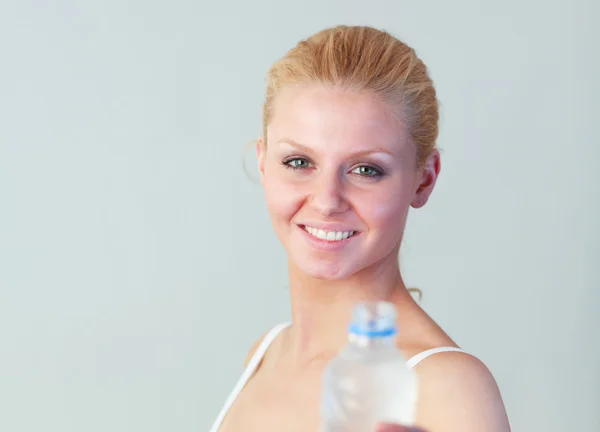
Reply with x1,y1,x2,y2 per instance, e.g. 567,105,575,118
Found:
320,301,418,431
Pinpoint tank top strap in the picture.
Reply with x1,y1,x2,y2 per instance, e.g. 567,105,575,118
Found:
208,322,291,432
246,322,291,373
406,346,470,369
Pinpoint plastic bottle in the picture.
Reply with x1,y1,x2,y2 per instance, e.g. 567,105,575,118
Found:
320,301,418,431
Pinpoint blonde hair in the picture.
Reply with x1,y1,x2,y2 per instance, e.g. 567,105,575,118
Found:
261,25,439,166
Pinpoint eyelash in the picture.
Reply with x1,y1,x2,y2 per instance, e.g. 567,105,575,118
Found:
281,158,385,178
281,158,312,171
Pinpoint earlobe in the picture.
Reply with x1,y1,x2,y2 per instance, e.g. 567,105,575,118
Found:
410,151,441,209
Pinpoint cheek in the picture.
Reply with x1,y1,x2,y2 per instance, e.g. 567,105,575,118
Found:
356,183,411,232
263,173,305,223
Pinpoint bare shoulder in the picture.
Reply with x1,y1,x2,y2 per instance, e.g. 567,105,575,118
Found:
413,350,511,432
242,324,290,368
396,303,510,430
243,330,270,367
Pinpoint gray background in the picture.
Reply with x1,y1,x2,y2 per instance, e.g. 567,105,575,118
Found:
1,1,598,431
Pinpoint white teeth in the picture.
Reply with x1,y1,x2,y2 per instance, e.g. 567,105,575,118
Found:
303,226,354,242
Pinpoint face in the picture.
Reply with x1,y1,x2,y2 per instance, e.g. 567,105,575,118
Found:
258,85,439,280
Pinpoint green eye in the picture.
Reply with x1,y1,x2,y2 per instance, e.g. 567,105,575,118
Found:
352,165,382,177
285,158,311,169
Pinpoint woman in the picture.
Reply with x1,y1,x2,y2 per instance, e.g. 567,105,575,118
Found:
210,25,510,432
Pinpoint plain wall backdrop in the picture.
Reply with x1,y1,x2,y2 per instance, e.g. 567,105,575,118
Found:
1,1,598,431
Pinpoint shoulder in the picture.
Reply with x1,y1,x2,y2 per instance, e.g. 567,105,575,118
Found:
243,331,269,367
243,323,290,368
412,350,511,432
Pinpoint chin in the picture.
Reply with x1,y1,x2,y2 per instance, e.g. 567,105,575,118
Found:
292,255,360,281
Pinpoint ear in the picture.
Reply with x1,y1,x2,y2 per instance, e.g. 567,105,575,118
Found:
256,137,266,186
411,150,441,209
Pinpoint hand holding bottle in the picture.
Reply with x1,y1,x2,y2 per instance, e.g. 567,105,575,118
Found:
321,302,420,432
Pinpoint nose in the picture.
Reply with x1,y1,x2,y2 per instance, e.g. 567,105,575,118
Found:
309,170,349,216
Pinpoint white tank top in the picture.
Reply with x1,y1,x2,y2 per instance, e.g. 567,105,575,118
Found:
209,323,468,432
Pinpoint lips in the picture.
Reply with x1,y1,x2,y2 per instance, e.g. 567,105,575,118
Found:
301,225,356,242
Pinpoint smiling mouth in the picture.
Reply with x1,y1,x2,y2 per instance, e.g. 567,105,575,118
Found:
300,225,357,242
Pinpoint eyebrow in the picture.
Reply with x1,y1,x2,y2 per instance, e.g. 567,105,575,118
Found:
276,138,395,158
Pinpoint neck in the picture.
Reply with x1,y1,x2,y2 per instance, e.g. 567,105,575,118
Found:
284,254,413,368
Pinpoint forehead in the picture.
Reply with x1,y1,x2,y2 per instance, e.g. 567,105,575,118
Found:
268,84,411,155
